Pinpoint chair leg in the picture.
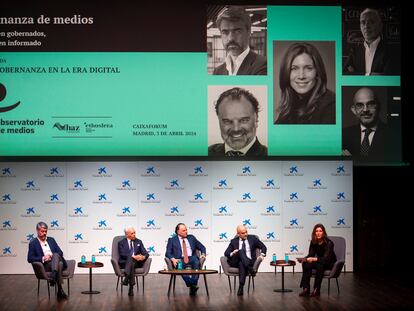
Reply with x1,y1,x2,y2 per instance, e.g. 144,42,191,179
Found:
227,276,232,292
233,276,236,292
336,278,340,294
47,281,50,298
67,278,70,296
136,276,139,292
37,279,40,296
328,279,330,296
121,277,123,294
247,276,251,293
252,276,255,290
173,275,176,292
116,276,120,290
142,276,145,293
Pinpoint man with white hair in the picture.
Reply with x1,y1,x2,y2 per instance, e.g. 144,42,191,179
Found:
343,7,400,75
118,227,149,296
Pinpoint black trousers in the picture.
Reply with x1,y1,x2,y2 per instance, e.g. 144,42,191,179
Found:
43,253,64,286
300,261,327,290
227,249,253,286
121,257,146,286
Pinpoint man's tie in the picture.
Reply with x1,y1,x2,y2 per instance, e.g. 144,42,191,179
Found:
242,239,246,252
360,128,373,156
130,240,134,256
225,150,243,156
182,239,189,264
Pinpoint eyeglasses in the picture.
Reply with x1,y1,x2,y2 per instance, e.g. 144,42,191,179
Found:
353,101,377,111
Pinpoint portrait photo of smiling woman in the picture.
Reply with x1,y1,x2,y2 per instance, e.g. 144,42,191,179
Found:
273,41,336,124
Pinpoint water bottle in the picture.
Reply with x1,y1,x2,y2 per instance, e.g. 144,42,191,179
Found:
177,260,183,270
91,254,96,264
272,253,277,263
81,255,86,264
284,253,289,263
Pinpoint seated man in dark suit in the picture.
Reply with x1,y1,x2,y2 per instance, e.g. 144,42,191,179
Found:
224,225,267,296
118,227,149,296
165,223,206,295
27,221,68,299
343,8,400,76
213,6,267,75
209,87,267,157
342,87,398,162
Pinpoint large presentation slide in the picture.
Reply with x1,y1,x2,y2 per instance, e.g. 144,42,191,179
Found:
0,3,401,164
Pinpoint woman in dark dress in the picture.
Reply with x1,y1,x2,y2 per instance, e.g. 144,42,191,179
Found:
299,223,337,297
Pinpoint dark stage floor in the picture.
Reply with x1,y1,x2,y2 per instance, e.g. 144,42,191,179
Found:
0,271,413,310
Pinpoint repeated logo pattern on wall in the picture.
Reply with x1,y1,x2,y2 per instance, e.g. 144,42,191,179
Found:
0,161,353,274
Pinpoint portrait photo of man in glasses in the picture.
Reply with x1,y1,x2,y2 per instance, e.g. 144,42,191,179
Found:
342,86,401,163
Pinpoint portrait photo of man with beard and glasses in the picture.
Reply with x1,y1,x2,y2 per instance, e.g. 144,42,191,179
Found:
208,86,268,157
342,86,402,163
207,5,267,75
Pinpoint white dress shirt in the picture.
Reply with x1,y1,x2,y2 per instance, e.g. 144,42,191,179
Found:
225,47,250,75
360,124,377,146
39,238,52,262
179,236,193,257
364,36,381,75
224,137,257,156
238,238,252,259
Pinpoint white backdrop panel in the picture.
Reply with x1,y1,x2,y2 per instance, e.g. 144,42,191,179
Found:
0,161,353,274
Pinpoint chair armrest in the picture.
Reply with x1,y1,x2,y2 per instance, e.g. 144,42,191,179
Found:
65,260,76,277
199,256,206,269
142,258,152,275
220,256,231,274
328,260,345,278
111,258,123,276
31,262,49,279
164,257,174,270
252,256,263,272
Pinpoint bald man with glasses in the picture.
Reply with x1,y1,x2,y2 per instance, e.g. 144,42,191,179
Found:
342,87,396,161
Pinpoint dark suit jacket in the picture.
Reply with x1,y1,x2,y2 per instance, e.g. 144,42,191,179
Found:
208,138,268,157
27,237,67,270
224,235,267,262
275,89,335,124
342,120,396,161
118,238,149,267
343,39,400,75
213,50,267,75
165,235,206,259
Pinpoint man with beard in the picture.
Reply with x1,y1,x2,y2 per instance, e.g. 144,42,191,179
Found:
343,8,400,75
213,6,267,75
342,87,394,161
209,87,267,156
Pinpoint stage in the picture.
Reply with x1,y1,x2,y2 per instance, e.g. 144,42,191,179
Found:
0,272,412,310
